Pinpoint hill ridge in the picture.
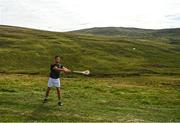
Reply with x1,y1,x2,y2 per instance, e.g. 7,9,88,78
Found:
0,25,180,76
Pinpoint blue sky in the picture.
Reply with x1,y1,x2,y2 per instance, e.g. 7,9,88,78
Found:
0,0,180,31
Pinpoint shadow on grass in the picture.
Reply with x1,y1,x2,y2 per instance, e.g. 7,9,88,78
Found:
0,88,17,93
26,102,59,122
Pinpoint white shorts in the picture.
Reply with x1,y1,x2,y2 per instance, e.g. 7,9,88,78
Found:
48,77,61,88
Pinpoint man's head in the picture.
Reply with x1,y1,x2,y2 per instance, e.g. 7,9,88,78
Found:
54,55,60,63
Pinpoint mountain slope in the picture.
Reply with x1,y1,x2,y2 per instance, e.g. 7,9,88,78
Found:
70,27,180,38
0,25,180,76
69,27,154,37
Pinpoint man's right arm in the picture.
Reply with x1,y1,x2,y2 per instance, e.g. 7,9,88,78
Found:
53,66,64,72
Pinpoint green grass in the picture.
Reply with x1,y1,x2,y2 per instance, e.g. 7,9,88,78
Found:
70,27,180,38
0,25,180,121
1,25,180,76
0,74,179,122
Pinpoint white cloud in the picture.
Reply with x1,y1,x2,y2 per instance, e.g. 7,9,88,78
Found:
0,0,180,31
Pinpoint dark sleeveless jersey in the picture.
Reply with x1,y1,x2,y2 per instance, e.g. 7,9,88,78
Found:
49,64,63,79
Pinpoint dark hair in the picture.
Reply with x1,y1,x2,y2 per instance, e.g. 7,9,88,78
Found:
54,55,60,59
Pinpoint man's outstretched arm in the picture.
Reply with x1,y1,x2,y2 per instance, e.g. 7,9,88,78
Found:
53,66,71,73
62,66,71,73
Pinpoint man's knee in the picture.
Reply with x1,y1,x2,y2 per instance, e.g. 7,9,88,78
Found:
56,88,61,93
47,87,51,90
56,87,60,90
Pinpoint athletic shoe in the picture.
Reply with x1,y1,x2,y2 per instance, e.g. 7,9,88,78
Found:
58,101,63,106
43,98,48,104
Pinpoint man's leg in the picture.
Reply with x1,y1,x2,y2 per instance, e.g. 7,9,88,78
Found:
43,87,51,103
46,87,51,97
56,87,62,106
56,87,61,100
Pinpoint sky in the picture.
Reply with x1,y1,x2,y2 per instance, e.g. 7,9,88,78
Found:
0,0,180,31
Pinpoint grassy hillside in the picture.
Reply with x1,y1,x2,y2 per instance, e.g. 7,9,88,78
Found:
0,25,180,76
70,27,180,39
0,25,180,122
69,27,155,37
0,74,179,122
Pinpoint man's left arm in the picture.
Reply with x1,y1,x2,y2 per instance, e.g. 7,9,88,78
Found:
62,66,71,73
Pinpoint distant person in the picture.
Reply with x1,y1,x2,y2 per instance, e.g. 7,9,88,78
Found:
43,55,71,106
